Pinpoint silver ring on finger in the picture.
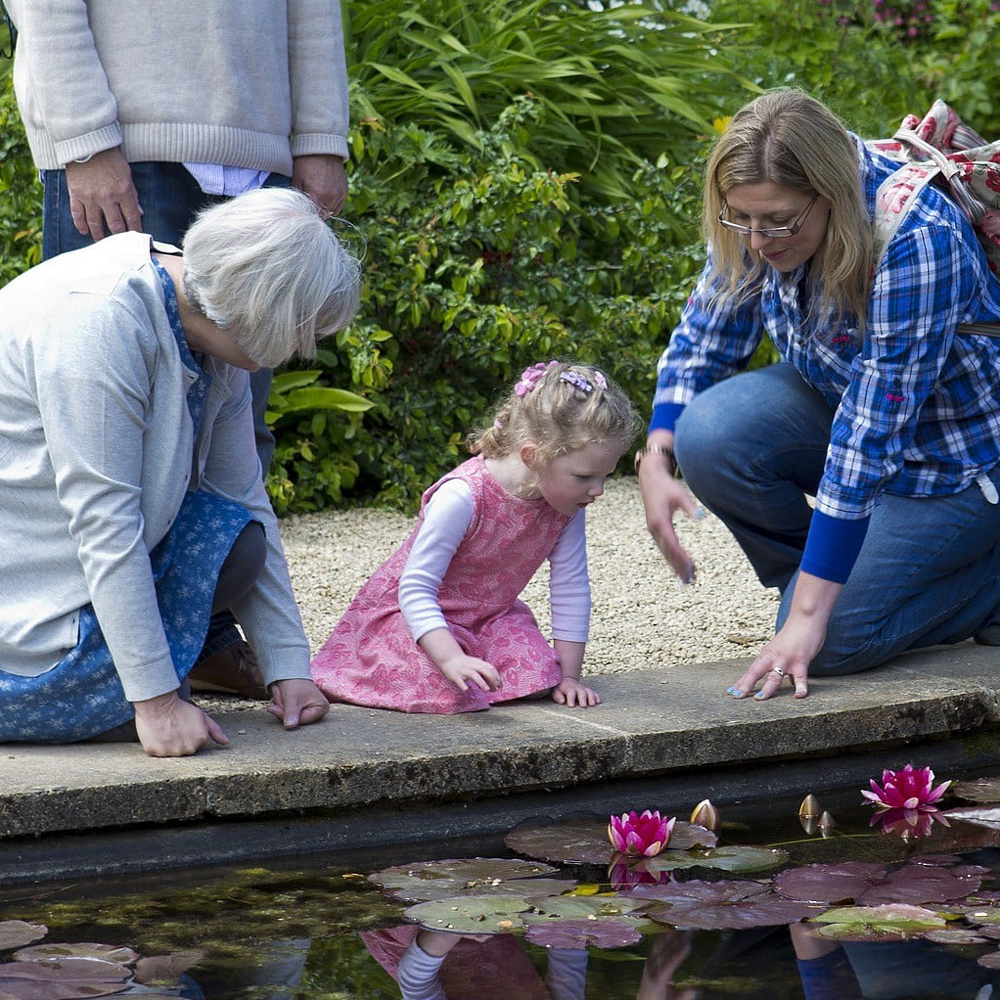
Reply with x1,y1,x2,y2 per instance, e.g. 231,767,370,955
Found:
771,667,786,678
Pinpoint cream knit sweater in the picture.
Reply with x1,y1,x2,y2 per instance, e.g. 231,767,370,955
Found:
7,0,349,173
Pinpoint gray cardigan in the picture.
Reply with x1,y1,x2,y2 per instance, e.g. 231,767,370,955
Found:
0,234,311,701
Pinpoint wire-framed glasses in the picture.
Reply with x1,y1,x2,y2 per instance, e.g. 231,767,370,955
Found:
717,195,819,239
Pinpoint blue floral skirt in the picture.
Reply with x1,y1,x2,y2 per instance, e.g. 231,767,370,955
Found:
0,490,253,743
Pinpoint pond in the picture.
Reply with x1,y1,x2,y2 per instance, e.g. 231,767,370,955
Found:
4,767,1000,1000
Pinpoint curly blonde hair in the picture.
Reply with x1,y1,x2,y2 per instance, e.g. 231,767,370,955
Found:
703,88,872,331
470,361,638,467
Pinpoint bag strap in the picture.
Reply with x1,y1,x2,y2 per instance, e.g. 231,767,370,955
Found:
871,129,1000,339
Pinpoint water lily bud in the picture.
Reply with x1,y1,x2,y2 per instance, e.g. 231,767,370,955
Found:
800,814,818,836
818,811,836,838
799,793,822,818
690,799,720,831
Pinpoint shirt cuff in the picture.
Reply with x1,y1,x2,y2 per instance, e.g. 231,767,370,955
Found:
800,509,871,584
648,402,685,435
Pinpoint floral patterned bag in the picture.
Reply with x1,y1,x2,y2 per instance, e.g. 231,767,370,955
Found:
868,101,1000,336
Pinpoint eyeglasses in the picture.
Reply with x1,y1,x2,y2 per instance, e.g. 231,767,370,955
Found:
717,195,819,239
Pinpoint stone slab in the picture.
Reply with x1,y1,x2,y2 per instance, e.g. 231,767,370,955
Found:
1,643,998,853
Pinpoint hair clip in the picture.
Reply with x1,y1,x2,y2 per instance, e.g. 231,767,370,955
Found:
514,360,559,397
560,370,603,394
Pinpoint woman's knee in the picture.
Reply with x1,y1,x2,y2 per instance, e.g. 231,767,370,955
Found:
212,521,266,612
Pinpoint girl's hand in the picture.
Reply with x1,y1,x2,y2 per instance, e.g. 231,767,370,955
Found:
267,678,331,729
552,676,601,707
133,691,229,757
439,653,502,693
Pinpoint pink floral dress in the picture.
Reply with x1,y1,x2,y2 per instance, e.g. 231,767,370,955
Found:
310,456,570,713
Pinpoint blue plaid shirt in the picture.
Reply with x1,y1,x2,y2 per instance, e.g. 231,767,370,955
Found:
652,136,1000,579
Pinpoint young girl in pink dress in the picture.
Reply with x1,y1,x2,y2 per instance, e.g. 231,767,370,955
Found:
310,360,637,714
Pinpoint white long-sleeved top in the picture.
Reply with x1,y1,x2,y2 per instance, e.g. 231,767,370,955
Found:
0,233,311,702
6,0,350,172
398,479,591,644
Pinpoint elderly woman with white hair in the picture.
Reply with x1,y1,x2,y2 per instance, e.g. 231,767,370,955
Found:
0,187,360,757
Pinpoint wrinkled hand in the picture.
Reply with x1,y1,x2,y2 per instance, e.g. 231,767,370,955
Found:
638,453,701,584
65,147,143,241
267,678,331,729
438,653,501,694
292,154,348,216
728,614,824,701
133,691,228,757
552,676,601,707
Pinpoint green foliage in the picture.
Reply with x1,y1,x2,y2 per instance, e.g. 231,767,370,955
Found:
281,92,706,511
344,0,742,200
0,42,41,287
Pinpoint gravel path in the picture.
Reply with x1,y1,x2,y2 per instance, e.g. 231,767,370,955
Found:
279,477,779,676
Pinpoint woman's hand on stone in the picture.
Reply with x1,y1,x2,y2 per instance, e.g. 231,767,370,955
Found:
133,690,229,757
267,678,331,729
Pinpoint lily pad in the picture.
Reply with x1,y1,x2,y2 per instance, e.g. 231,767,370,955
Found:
0,923,47,953
640,846,787,875
367,858,565,902
635,879,818,930
0,958,130,1000
403,895,535,935
951,778,1000,804
810,904,949,942
520,895,647,924
503,816,716,866
774,862,889,904
857,864,982,907
13,946,138,967
943,806,1000,830
524,918,643,950
922,927,991,945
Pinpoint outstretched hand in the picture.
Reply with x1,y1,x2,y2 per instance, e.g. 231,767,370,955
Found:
267,678,331,729
637,445,701,584
133,690,228,757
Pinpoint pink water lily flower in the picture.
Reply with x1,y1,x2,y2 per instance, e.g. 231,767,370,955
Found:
607,809,676,857
862,764,951,812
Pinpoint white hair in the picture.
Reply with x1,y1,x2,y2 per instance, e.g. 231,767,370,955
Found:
181,188,361,367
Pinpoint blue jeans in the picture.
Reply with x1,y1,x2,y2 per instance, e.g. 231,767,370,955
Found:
42,161,290,471
673,362,1000,675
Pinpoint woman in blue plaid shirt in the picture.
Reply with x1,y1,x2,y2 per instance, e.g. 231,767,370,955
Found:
637,89,1000,701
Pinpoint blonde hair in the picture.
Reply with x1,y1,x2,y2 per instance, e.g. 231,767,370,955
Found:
471,361,639,467
703,89,872,331
181,188,361,368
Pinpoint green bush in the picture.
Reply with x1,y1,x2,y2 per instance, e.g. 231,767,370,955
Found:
0,40,41,287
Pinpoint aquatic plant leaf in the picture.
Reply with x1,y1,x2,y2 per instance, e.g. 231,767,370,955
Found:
857,864,982,906
367,858,564,902
774,862,889,904
0,923,47,952
0,981,127,1000
640,846,786,874
134,950,204,984
979,949,1000,969
504,816,715,865
13,946,138,966
524,918,643,950
403,895,534,934
943,806,1000,830
922,927,991,945
521,895,646,923
0,961,129,983
635,879,817,930
951,777,1000,804
810,904,948,942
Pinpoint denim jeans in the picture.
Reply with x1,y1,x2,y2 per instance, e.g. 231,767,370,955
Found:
673,362,1000,676
42,161,291,470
